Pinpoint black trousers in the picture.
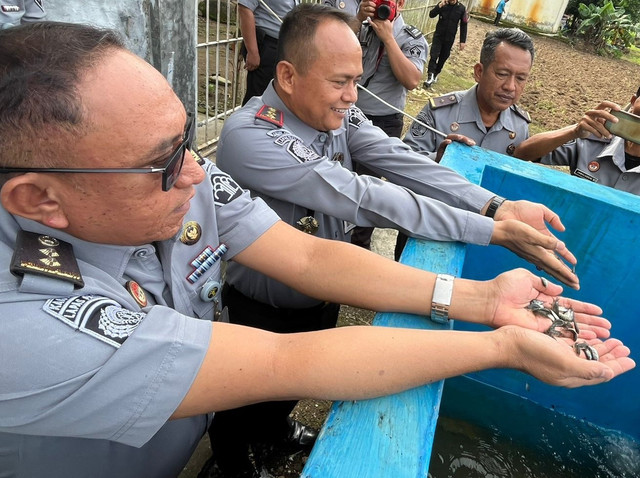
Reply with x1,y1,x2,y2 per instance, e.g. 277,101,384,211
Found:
207,284,340,475
350,112,404,250
494,12,503,25
241,31,279,106
427,34,455,77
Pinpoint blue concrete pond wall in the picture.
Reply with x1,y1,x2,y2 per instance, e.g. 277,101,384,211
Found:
303,142,639,477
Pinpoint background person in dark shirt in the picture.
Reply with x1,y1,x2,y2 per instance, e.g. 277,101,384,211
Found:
425,0,468,88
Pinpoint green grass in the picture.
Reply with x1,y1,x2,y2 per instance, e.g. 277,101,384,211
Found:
623,45,640,66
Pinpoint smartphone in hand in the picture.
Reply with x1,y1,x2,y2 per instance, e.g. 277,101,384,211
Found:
605,109,640,144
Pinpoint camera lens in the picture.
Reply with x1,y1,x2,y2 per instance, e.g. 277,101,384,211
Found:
376,5,391,20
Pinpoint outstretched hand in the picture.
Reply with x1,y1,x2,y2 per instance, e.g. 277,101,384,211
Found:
487,268,610,339
501,326,635,388
491,199,579,289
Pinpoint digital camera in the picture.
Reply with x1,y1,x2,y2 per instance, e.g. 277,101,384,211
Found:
373,0,397,21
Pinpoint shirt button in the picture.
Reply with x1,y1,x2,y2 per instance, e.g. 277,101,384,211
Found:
134,247,152,258
622,174,628,181
318,133,327,143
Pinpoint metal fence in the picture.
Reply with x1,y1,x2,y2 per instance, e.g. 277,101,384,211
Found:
194,0,470,154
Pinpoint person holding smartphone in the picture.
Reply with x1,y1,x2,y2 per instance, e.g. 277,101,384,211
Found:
514,87,640,195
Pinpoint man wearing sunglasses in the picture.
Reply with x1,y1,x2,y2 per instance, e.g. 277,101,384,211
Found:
0,20,633,478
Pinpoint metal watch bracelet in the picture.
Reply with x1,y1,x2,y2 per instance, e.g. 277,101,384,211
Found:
485,196,506,219
430,273,455,324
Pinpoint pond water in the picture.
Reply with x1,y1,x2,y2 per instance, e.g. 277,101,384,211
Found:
427,376,640,478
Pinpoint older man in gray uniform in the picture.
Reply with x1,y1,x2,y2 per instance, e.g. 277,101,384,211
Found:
515,88,640,195
214,5,583,474
405,28,533,159
399,28,533,259
0,21,632,478
238,0,297,105
0,0,44,28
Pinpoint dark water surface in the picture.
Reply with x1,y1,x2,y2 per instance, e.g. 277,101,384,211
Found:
427,377,640,478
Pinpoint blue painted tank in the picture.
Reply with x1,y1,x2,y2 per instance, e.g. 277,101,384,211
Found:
302,142,639,477
439,141,639,441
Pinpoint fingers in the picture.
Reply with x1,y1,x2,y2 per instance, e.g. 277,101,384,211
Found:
444,133,475,146
536,254,579,290
540,205,566,233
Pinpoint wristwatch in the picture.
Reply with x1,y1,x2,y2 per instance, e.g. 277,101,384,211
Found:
485,196,506,218
430,273,455,324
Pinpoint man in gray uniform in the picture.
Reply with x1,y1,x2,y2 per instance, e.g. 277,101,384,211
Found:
0,20,632,478
214,5,582,473
238,0,297,105
515,88,640,195
332,0,428,250
400,28,533,259
0,0,44,28
405,28,533,159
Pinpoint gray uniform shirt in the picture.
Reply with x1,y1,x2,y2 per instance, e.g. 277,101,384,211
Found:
238,0,297,39
0,0,44,29
404,85,531,157
325,0,359,16
0,160,280,477
357,15,428,115
539,135,640,195
217,82,496,308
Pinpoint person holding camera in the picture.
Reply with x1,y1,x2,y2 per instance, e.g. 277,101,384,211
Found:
514,89,640,195
328,0,428,251
424,0,468,88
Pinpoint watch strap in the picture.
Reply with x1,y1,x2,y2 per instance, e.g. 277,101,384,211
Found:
430,273,455,324
485,196,506,218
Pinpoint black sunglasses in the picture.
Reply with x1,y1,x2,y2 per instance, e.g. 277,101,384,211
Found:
0,113,195,192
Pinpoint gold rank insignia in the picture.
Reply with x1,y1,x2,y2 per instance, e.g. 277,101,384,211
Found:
509,131,516,139
10,231,84,287
506,144,516,156
588,161,600,172
255,105,284,127
126,280,148,308
180,221,202,245
450,122,459,132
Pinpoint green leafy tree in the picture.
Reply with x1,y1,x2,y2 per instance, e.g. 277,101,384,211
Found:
576,1,637,55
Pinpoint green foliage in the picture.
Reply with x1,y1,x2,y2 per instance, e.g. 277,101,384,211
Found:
575,1,638,56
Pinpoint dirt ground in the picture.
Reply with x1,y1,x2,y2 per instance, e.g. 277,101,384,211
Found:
420,16,640,133
182,16,640,478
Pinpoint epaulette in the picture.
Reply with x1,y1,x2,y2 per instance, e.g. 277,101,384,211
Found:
510,104,531,123
429,94,459,110
404,25,423,39
255,105,284,127
10,230,84,288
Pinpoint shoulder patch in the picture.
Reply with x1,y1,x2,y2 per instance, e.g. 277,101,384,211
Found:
255,105,284,127
429,94,459,110
410,111,431,137
43,295,145,348
404,25,423,39
510,104,532,123
11,231,84,288
210,172,243,206
348,107,369,129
